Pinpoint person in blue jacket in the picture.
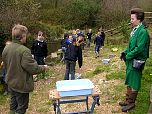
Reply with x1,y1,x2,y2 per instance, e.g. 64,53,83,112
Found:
94,32,103,57
64,35,83,80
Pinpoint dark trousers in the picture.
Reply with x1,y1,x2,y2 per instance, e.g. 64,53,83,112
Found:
64,60,76,80
95,45,101,54
9,88,29,114
1,68,8,94
34,56,45,65
87,39,91,47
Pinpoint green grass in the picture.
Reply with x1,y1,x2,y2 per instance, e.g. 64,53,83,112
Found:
0,84,4,94
34,68,55,81
0,95,7,104
106,71,125,80
85,65,111,78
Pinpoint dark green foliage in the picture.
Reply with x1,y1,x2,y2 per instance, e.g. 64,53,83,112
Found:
0,0,40,43
119,21,131,41
0,25,9,46
48,25,64,39
60,0,100,29
0,0,40,27
28,22,64,41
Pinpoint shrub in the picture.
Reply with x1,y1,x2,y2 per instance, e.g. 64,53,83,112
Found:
28,22,64,41
119,21,130,42
0,25,10,46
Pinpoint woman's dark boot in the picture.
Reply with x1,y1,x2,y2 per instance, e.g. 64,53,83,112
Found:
119,86,132,106
121,91,138,112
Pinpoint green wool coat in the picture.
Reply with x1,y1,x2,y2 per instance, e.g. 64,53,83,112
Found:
2,40,46,93
124,23,150,90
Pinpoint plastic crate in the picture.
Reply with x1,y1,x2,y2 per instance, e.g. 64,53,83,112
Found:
56,79,94,97
102,59,110,64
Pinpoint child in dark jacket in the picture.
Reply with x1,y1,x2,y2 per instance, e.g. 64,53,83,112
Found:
60,32,69,62
64,35,83,80
1,61,8,95
31,31,48,65
86,29,92,47
94,32,103,57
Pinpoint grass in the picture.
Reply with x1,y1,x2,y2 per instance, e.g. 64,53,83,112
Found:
106,71,125,80
0,95,8,105
34,68,55,81
85,65,111,78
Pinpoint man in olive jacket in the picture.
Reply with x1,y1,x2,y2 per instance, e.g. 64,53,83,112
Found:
2,24,48,114
119,8,150,112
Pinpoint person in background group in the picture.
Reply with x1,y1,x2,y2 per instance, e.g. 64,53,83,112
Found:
119,8,150,112
31,31,48,65
72,30,77,39
64,35,83,80
100,29,105,46
76,29,85,49
2,24,49,114
60,32,69,62
94,32,103,57
86,29,92,48
76,29,81,37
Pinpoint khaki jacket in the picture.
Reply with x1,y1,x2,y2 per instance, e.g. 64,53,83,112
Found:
2,40,45,93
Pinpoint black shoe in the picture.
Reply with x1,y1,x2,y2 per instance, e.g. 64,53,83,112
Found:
122,103,135,112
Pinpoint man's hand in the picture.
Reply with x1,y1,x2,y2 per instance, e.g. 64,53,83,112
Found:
44,65,49,70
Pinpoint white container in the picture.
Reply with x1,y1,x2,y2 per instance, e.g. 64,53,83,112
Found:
102,59,110,64
56,79,94,97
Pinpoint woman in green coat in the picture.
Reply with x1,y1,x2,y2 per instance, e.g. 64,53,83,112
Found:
119,8,150,112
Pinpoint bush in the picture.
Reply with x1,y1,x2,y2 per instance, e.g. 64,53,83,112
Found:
48,25,64,39
0,25,10,46
61,0,100,29
119,21,130,42
28,22,64,41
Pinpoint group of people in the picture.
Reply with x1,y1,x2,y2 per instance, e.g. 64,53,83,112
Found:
1,25,49,114
0,7,150,114
61,28,105,61
0,30,48,95
60,28,106,80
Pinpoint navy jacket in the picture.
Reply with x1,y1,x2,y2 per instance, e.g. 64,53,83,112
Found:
31,40,48,57
64,43,82,68
86,32,92,40
94,36,103,46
